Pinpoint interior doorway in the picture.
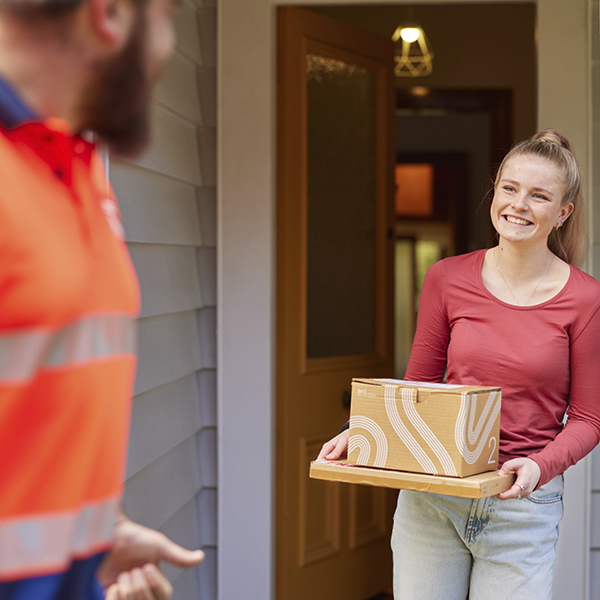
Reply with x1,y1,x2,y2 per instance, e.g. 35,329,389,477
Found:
394,150,469,376
393,88,515,377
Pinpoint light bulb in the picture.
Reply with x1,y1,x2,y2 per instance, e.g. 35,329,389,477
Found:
400,27,420,43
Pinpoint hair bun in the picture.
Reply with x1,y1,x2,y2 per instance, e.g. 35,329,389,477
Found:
533,129,573,152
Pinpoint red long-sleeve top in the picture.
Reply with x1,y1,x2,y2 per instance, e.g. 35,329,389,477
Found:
406,249,600,487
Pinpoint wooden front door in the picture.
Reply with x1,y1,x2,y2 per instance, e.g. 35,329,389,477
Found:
276,7,396,600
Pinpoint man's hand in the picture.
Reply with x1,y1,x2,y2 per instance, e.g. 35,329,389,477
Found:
104,564,173,600
97,514,205,599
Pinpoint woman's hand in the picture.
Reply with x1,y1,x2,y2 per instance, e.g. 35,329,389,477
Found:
497,457,541,500
317,430,349,461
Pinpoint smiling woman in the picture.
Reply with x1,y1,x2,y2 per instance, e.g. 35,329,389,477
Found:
483,130,584,308
389,129,600,599
493,157,568,237
491,130,585,265
319,129,600,600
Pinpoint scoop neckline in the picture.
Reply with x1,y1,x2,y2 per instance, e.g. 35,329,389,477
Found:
477,248,573,310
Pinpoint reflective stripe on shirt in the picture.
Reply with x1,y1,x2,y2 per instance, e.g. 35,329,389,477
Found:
0,496,118,581
0,315,136,385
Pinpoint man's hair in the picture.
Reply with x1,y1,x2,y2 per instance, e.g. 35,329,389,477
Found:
0,0,84,18
0,0,146,18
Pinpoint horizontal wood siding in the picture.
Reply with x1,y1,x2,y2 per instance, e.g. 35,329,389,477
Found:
591,0,600,598
591,446,600,597
112,0,217,597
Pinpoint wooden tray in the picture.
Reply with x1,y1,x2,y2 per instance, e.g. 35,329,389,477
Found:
310,460,515,499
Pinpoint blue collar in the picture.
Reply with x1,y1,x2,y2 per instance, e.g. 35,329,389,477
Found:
0,75,38,129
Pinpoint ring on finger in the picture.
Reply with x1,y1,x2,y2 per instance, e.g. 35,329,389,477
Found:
517,483,525,492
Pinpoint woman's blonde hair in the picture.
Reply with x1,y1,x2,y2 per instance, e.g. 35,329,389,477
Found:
494,129,588,267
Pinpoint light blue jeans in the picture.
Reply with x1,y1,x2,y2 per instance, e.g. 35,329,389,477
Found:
391,475,564,600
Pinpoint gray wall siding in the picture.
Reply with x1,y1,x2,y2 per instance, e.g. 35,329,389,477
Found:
111,0,218,597
591,0,600,596
592,451,600,597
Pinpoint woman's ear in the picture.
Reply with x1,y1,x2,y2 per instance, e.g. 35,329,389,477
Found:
88,0,135,45
556,202,574,229
560,202,574,224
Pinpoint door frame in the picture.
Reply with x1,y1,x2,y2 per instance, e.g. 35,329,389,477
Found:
276,7,396,598
217,2,592,599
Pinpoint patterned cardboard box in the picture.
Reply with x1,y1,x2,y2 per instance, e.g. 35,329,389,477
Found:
348,378,502,478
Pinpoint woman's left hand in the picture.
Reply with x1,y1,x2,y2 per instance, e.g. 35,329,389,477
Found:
497,457,541,500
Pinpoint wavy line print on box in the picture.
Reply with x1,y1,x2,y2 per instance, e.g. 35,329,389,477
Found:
348,434,371,464
400,386,457,476
455,391,501,465
348,416,388,467
384,385,438,475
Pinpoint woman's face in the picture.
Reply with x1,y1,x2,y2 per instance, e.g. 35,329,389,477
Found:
491,155,573,249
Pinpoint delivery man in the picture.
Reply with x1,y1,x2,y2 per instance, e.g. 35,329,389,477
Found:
0,0,204,597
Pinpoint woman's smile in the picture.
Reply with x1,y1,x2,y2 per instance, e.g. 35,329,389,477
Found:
502,214,533,226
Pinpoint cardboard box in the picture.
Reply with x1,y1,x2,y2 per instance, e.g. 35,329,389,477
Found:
310,460,515,499
348,378,501,478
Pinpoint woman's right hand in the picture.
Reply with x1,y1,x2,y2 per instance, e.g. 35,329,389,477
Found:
317,430,349,461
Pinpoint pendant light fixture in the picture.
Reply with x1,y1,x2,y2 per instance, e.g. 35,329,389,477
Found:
392,23,434,77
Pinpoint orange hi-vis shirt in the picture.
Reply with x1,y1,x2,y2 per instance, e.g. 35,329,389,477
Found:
0,105,140,579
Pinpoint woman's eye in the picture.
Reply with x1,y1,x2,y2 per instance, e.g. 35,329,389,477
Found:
533,193,548,201
503,186,515,193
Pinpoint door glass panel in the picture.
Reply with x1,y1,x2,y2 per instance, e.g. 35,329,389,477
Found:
305,52,378,360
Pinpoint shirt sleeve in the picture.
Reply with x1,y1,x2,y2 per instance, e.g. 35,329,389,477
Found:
405,260,450,383
529,303,600,486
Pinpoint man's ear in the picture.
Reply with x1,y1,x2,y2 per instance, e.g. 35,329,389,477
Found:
88,0,135,45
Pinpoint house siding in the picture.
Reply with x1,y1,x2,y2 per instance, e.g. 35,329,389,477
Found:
111,0,218,597
591,0,600,597
592,451,600,598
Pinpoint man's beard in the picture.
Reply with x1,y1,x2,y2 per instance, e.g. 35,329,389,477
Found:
79,13,152,158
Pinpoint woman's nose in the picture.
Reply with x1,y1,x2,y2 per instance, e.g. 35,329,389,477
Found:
511,192,529,210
